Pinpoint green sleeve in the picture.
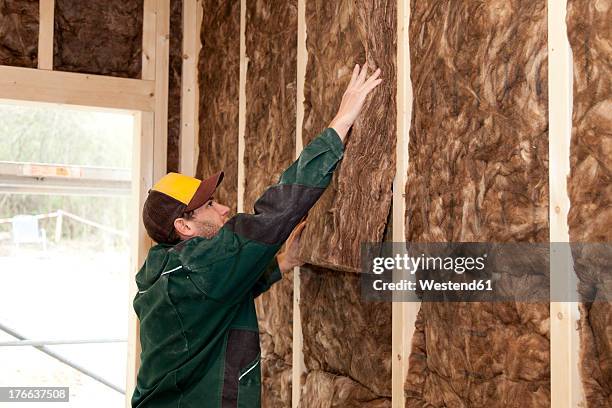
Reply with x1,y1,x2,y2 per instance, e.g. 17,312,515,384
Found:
252,259,282,299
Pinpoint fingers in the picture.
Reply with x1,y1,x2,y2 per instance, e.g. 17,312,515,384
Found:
348,64,360,88
361,68,381,89
364,78,383,93
349,63,383,93
356,63,369,86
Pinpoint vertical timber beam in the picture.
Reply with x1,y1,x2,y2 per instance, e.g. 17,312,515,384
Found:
292,0,307,406
142,0,157,81
237,0,247,213
391,0,417,407
37,0,54,70
153,0,170,181
126,1,169,405
179,0,203,177
126,111,155,407
548,0,584,407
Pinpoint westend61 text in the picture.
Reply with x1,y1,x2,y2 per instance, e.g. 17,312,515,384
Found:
372,279,493,292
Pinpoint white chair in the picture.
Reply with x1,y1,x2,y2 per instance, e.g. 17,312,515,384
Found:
11,215,47,251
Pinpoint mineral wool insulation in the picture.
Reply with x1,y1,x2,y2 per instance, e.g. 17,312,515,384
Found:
404,1,550,407
297,0,396,406
567,0,612,406
166,0,183,173
197,0,239,214
0,0,38,67
298,0,397,273
53,0,142,78
244,0,297,406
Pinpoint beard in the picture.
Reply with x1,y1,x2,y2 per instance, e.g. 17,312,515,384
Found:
192,219,223,239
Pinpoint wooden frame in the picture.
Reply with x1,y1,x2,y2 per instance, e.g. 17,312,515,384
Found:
548,0,583,406
291,0,308,406
125,1,170,406
237,0,248,213
391,1,417,406
125,111,155,406
0,66,155,112
179,0,203,177
152,0,170,182
37,0,54,70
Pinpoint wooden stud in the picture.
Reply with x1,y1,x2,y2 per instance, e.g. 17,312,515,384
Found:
37,0,54,70
292,1,307,406
0,65,155,111
125,111,155,407
142,0,157,81
125,2,171,404
179,0,202,177
153,0,170,182
391,1,419,407
548,0,584,406
237,0,247,213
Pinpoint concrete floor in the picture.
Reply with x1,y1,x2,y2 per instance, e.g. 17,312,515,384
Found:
0,243,130,407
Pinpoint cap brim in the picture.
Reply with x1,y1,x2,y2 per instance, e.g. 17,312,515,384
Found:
185,171,224,211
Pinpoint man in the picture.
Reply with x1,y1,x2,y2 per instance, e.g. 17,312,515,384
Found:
132,64,382,407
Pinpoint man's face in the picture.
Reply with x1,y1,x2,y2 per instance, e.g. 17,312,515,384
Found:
176,197,230,240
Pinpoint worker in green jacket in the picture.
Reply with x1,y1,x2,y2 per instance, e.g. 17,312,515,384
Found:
131,64,382,408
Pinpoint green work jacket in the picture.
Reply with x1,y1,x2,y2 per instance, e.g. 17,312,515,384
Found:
131,128,344,408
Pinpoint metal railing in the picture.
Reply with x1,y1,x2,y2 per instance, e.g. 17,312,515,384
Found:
0,209,128,241
0,322,126,394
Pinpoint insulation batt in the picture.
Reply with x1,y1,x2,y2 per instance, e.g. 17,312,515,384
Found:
244,0,298,406
53,0,142,78
298,0,397,273
197,0,239,214
301,370,391,408
567,0,612,406
300,265,392,405
0,0,38,67
297,0,395,404
244,0,297,213
166,0,183,173
404,1,550,406
258,271,293,407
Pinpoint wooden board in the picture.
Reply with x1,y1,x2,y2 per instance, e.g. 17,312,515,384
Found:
37,0,54,70
0,65,155,111
196,0,240,213
53,0,143,78
297,0,397,273
178,0,202,177
567,1,612,406
404,1,550,406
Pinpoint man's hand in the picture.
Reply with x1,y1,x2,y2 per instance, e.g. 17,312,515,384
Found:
329,63,383,142
277,221,307,273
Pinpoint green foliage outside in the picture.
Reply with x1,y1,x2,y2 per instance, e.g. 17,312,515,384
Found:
0,103,134,248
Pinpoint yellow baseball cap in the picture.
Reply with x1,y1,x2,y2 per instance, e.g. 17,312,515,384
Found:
142,171,223,243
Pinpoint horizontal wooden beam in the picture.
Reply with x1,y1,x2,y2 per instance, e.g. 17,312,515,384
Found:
0,65,155,112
